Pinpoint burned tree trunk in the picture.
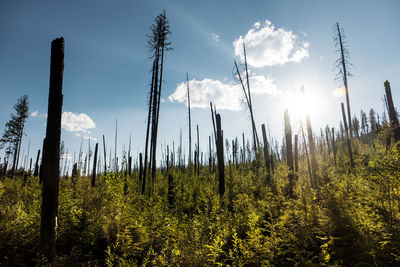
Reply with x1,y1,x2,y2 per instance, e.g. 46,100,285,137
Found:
306,113,318,188
187,73,192,166
91,143,98,187
234,57,259,155
294,134,299,172
102,135,107,173
332,127,337,168
341,102,354,169
142,61,155,194
39,37,64,262
196,124,200,175
139,153,143,184
384,80,400,142
128,156,132,177
261,124,271,183
335,22,353,138
325,126,331,154
34,149,40,176
209,136,212,173
215,114,225,197
284,110,295,197
300,123,313,187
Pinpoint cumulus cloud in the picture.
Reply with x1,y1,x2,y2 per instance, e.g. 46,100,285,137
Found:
30,110,39,117
211,33,220,43
61,112,96,133
233,20,309,67
168,74,279,111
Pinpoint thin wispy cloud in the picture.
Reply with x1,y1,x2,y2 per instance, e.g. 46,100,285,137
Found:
61,112,96,134
30,110,47,118
168,74,279,111
73,133,98,141
233,20,309,67
211,33,220,43
60,153,72,160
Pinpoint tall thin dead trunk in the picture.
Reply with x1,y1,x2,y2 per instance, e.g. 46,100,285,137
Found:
196,124,200,175
34,149,40,176
341,102,354,169
139,153,143,184
215,114,225,197
261,124,271,183
102,135,107,173
187,73,192,166
384,80,400,142
284,110,294,197
39,37,64,262
332,127,337,168
294,134,299,172
234,59,259,155
143,60,156,194
91,143,98,187
336,22,353,137
300,123,313,187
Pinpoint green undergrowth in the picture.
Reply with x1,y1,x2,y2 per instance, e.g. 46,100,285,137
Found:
1,142,400,266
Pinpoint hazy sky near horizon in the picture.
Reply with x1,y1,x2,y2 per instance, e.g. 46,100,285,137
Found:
1,0,399,168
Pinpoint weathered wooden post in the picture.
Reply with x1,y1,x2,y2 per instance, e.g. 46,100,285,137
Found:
39,37,64,262
91,143,98,187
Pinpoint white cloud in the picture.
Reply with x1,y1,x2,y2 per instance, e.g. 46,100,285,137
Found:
212,33,220,43
60,153,72,160
62,112,96,133
73,133,98,141
233,20,309,67
168,74,279,111
30,110,39,117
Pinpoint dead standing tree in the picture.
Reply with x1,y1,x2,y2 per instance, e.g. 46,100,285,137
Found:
334,22,353,138
91,143,98,187
215,113,225,197
284,110,295,197
261,124,271,183
301,86,318,188
341,102,354,169
142,11,172,194
384,80,400,143
234,43,259,156
39,37,64,262
187,73,192,166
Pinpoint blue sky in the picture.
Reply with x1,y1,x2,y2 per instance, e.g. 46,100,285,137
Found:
1,0,399,170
